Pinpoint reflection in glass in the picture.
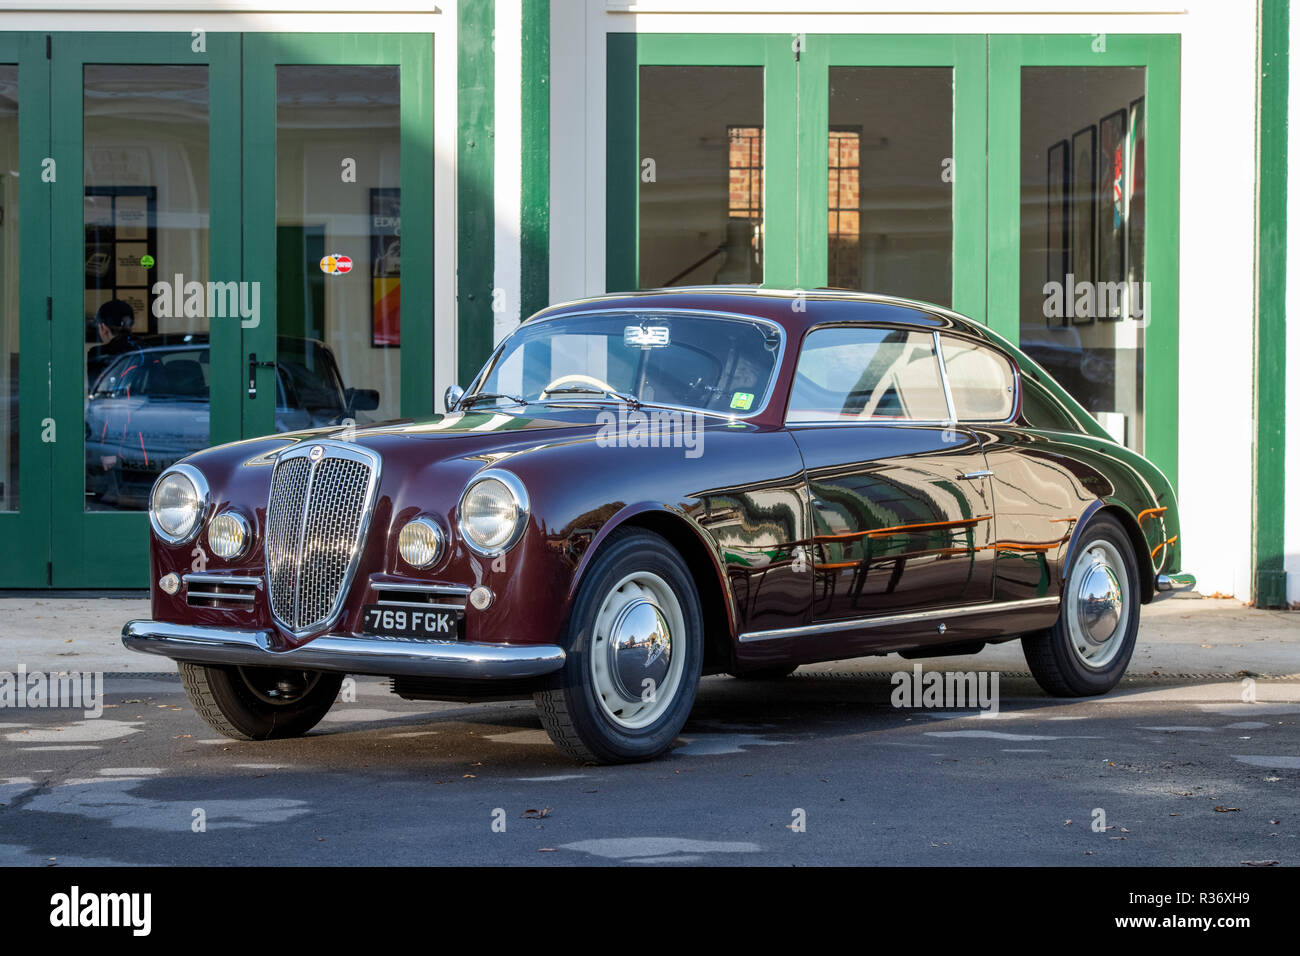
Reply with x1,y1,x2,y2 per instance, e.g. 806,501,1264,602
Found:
639,66,764,288
1020,67,1146,451
275,66,401,430
83,65,210,511
0,67,16,511
827,67,953,305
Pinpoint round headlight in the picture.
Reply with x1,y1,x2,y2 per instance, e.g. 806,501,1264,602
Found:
208,512,250,559
149,466,208,543
398,517,445,569
458,471,529,556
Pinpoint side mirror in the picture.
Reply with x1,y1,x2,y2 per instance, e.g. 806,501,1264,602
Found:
344,387,380,414
444,384,465,412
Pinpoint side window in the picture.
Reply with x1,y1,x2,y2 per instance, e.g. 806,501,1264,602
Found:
787,326,949,422
940,336,1016,421
1020,372,1081,432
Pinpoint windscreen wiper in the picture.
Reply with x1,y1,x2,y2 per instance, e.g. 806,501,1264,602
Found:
460,392,528,407
541,384,642,409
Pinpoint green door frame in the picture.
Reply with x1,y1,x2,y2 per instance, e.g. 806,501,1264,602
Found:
0,34,52,587
241,33,435,440
607,33,986,318
606,33,797,292
988,34,1181,488
802,34,988,320
48,32,242,587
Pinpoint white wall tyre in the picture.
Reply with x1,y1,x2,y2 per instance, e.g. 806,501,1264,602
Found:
1022,513,1142,697
534,527,704,763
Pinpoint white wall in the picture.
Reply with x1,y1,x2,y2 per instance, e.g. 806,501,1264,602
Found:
551,0,1261,601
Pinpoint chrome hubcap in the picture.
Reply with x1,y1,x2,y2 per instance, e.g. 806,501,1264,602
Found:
590,571,685,729
1066,540,1130,669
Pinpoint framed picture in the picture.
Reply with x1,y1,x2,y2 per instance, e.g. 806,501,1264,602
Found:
1046,139,1069,324
1097,108,1128,321
1069,125,1096,326
1127,97,1146,311
84,186,157,341
369,187,401,347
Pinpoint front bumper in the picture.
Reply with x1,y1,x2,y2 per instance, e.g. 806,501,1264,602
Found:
122,620,566,680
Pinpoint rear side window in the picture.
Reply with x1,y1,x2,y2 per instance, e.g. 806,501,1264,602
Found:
787,326,949,422
940,336,1016,421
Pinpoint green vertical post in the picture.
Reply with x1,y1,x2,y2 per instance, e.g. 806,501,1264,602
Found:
458,0,496,384
521,0,550,317
1255,0,1288,607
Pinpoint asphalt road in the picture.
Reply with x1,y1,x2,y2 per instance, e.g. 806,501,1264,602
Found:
1,671,1296,866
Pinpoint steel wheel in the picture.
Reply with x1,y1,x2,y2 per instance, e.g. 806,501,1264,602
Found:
589,571,685,730
1064,539,1131,670
236,667,326,706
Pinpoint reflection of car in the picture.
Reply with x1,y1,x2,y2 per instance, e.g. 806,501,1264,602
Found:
123,290,1193,764
86,335,378,508
1019,325,1117,411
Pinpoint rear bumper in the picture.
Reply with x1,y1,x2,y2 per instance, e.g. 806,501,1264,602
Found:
1154,572,1196,598
121,620,566,680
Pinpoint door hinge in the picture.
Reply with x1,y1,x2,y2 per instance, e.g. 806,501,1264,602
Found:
45,35,51,59
47,561,53,586
46,296,52,321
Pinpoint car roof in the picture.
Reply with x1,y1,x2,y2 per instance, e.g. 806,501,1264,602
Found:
528,287,996,343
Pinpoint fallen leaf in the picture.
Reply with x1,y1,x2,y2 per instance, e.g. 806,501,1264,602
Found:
1240,860,1279,867
1213,806,1240,813
522,808,551,819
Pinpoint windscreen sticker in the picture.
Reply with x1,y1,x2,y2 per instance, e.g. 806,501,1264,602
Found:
730,391,754,411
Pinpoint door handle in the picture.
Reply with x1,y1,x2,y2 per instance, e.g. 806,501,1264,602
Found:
958,469,994,480
248,352,275,399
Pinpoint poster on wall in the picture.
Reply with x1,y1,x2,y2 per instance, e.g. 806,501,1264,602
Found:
1069,126,1096,326
1046,139,1069,324
84,186,157,341
370,187,401,347
1097,109,1128,321
1127,97,1146,315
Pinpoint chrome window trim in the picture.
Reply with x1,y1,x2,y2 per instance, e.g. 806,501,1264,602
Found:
738,596,1060,643
462,307,788,421
265,439,383,640
457,468,531,558
148,464,212,545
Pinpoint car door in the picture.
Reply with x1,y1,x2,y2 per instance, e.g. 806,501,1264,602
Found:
786,325,996,622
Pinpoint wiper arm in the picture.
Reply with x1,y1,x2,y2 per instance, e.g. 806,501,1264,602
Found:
460,391,528,407
541,384,641,409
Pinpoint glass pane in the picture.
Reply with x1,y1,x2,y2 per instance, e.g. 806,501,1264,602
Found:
827,67,953,305
275,66,401,430
941,337,1015,421
0,66,16,511
83,65,210,511
639,66,764,288
787,327,948,422
1020,66,1147,451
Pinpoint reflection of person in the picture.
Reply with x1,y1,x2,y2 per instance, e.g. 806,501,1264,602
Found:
87,299,141,388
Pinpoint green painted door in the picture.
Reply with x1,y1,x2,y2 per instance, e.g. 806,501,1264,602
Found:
48,32,242,587
989,35,1180,481
240,34,435,443
0,35,52,586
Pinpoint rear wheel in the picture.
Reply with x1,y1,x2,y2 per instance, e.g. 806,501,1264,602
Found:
534,528,703,763
179,662,343,740
1022,513,1141,696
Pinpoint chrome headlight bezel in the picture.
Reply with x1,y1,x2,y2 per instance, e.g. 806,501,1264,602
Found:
148,464,211,545
456,469,530,558
208,510,251,560
398,516,447,569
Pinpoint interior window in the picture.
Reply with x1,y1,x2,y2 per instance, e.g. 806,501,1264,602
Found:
940,336,1016,421
787,326,949,422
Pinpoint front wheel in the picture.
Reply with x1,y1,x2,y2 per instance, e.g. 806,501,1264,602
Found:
179,662,343,740
534,528,703,763
1022,513,1141,696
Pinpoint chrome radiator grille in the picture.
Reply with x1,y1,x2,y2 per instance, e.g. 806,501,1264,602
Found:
265,442,380,634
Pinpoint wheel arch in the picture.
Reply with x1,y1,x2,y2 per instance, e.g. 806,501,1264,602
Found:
1067,500,1155,604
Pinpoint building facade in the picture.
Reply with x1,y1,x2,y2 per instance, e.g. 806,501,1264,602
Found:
0,0,1292,608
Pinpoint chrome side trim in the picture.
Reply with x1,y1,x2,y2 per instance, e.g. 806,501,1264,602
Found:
373,582,473,595
737,596,1061,643
122,620,566,680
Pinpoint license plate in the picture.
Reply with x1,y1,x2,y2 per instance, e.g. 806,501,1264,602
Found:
360,605,458,639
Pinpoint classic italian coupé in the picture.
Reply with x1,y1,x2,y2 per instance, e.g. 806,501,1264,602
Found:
123,289,1194,763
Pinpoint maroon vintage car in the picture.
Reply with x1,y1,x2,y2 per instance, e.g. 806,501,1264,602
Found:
123,289,1194,763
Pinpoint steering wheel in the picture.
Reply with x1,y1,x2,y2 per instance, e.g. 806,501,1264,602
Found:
541,373,623,398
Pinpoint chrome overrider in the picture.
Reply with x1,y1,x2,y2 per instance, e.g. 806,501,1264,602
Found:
121,620,566,680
